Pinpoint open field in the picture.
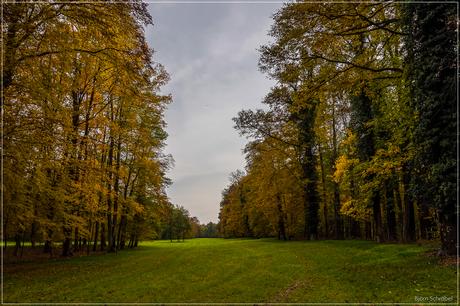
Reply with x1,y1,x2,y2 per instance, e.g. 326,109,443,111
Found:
4,238,457,303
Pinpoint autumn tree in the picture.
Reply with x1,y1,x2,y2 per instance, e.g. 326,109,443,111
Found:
2,1,175,256
220,2,456,255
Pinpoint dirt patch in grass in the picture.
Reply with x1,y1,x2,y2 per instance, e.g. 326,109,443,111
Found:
438,256,459,267
423,249,458,267
271,279,310,302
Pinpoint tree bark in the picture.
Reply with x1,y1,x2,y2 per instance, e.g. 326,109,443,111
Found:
331,98,342,239
276,194,287,240
100,222,106,251
318,146,329,239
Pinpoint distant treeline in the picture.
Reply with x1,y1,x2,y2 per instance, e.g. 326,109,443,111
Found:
159,213,219,241
218,3,457,255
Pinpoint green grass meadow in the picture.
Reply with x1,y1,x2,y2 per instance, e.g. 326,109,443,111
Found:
4,238,457,303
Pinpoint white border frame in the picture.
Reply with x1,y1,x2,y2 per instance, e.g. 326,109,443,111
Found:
1,1,458,305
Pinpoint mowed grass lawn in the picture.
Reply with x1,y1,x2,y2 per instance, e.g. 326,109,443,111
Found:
4,238,457,303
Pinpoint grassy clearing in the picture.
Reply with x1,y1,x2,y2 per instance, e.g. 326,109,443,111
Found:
4,238,457,303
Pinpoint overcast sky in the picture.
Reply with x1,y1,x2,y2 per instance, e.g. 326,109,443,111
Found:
145,3,282,224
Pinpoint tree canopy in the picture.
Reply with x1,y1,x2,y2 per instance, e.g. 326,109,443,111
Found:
2,0,185,256
219,2,457,255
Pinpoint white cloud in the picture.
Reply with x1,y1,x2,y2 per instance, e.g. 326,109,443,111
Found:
146,3,282,223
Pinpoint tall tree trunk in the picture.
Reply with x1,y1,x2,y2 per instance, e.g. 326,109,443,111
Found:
30,221,38,248
106,133,114,251
393,185,403,242
73,227,79,252
413,201,422,241
93,221,99,252
294,98,319,240
318,145,328,238
117,215,127,250
13,233,21,257
110,136,122,252
331,100,342,240
44,240,52,254
117,165,133,250
399,171,415,242
62,230,72,257
372,191,384,242
385,182,397,241
276,194,287,241
100,222,106,251
63,81,83,257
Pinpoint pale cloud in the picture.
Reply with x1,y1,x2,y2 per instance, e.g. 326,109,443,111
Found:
146,3,282,223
